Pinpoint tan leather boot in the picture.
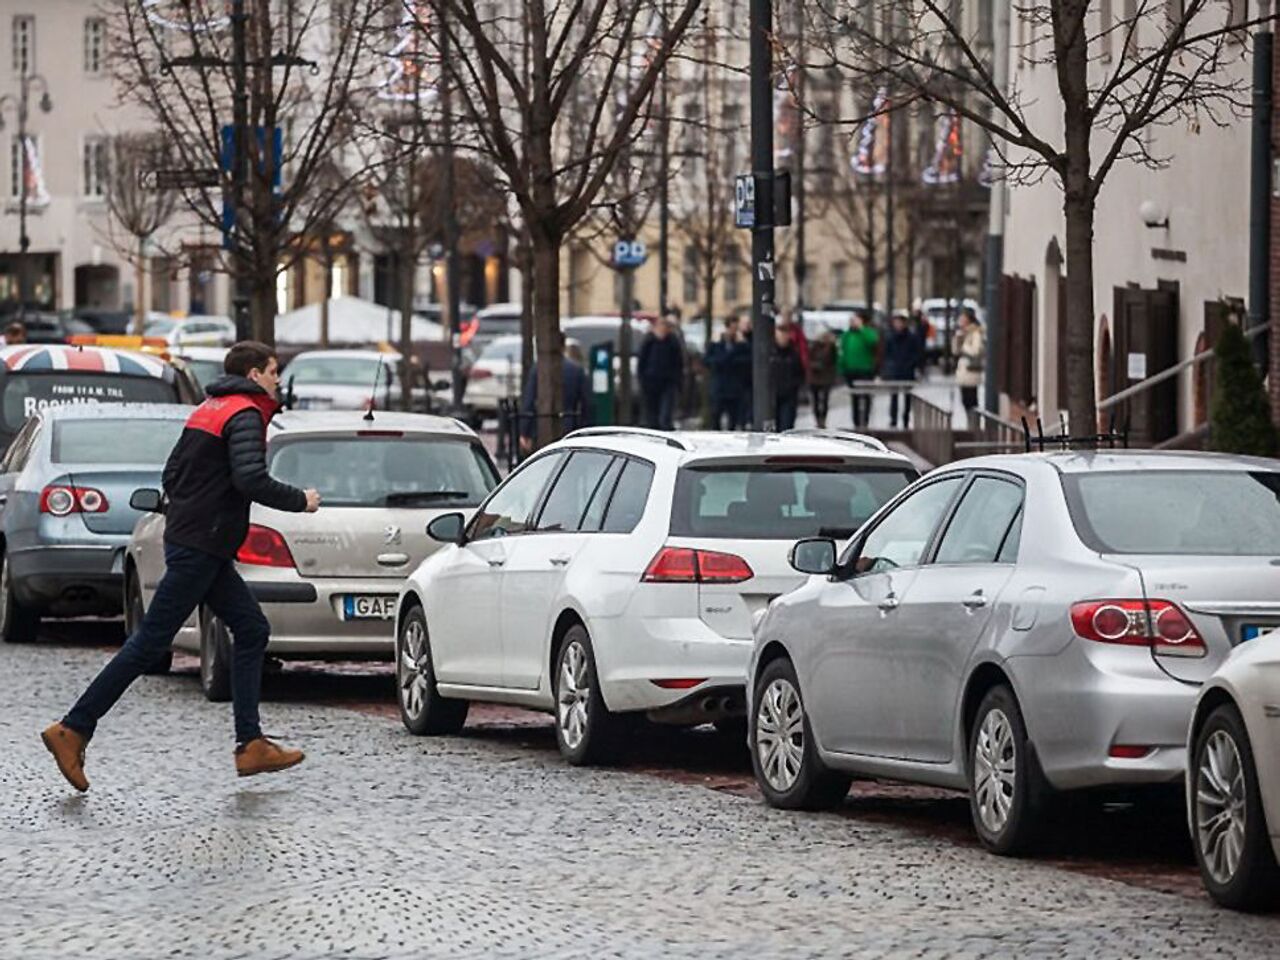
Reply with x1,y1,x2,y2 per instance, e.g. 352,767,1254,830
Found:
41,722,89,792
235,737,305,777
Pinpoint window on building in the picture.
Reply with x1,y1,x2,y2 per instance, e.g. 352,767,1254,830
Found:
83,136,109,199
1165,0,1186,25
723,245,742,304
682,246,699,306
10,134,42,200
1099,0,1113,62
831,261,849,302
12,15,34,76
84,17,105,75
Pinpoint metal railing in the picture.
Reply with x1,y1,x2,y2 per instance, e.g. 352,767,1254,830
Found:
955,408,1025,456
909,394,955,467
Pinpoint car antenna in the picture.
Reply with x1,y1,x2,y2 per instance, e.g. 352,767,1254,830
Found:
363,360,380,422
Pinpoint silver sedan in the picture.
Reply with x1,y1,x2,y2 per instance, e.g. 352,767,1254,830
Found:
749,451,1280,855
126,411,499,700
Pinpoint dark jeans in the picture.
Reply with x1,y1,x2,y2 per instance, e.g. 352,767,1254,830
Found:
810,384,832,427
889,382,913,428
711,394,742,431
63,542,271,745
775,393,799,432
960,385,979,412
643,383,678,431
847,373,873,428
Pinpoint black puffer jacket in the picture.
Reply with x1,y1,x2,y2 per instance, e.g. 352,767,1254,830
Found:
162,376,307,558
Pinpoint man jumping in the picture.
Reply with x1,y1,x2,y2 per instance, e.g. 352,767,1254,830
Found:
41,341,321,791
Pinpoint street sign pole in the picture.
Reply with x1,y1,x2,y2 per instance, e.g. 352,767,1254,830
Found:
230,0,251,343
749,0,776,432
612,238,647,426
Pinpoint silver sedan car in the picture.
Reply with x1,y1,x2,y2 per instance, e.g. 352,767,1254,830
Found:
126,411,499,700
749,451,1280,855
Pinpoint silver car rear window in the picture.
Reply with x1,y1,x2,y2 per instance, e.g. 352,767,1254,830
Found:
1062,469,1280,555
268,436,498,508
671,463,918,541
52,418,186,465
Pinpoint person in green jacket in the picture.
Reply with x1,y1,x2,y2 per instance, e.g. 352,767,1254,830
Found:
839,311,880,428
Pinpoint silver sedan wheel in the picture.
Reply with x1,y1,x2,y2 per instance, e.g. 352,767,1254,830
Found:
557,639,591,751
755,677,805,793
399,618,430,722
973,707,1017,835
0,555,11,635
1196,729,1248,886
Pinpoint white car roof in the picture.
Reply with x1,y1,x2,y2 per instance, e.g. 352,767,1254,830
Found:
173,346,229,361
287,349,400,363
549,427,913,469
270,410,476,438
954,449,1280,475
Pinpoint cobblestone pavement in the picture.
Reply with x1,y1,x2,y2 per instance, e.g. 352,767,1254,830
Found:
6,631,1280,960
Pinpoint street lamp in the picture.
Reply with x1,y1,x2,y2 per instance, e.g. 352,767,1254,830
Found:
0,72,54,324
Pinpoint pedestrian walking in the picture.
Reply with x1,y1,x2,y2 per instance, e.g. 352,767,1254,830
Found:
41,341,321,792
881,313,924,429
5,320,27,345
519,341,591,454
807,328,839,429
706,315,747,430
637,314,684,431
732,315,754,426
773,320,806,431
839,310,879,428
954,307,986,417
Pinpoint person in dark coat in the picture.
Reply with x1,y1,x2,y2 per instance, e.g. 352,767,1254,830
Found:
705,315,747,430
519,342,591,452
881,312,924,429
637,315,684,431
772,321,806,432
43,341,320,792
807,328,839,429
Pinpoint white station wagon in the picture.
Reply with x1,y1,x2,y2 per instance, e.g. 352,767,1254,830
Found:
395,427,919,764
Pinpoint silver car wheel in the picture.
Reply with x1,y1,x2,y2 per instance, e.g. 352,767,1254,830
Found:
974,707,1017,835
399,618,430,722
556,639,591,751
755,677,805,794
1196,729,1248,886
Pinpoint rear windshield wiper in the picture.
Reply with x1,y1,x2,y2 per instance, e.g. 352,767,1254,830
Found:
384,491,471,505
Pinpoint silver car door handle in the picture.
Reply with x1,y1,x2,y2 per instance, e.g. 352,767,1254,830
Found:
377,552,410,567
549,555,571,566
962,592,988,610
878,595,899,612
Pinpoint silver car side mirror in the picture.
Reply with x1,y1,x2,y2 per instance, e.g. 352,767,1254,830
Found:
129,488,164,514
789,538,836,576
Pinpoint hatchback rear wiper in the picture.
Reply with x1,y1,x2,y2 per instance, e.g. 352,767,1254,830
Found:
385,491,471,505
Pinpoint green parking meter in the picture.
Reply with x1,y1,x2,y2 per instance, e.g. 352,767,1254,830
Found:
591,341,615,425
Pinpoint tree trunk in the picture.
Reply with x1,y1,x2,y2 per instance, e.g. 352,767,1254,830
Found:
133,236,147,335
250,259,276,346
320,250,332,348
531,226,563,448
400,248,415,412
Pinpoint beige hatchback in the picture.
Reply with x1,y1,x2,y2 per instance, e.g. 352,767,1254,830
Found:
124,410,499,700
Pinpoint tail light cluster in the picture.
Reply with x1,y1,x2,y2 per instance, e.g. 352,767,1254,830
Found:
236,524,296,568
1070,599,1206,658
40,485,108,516
642,546,753,584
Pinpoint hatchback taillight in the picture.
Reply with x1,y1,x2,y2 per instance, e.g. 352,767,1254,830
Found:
642,546,753,584
40,485,109,516
1069,599,1206,658
236,524,296,568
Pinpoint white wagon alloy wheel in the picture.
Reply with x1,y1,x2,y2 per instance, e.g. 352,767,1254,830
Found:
556,638,591,752
1196,729,1247,887
973,707,1016,835
755,677,805,794
396,605,467,736
398,615,430,723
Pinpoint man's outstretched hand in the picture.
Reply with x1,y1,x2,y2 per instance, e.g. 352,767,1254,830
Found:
304,489,322,513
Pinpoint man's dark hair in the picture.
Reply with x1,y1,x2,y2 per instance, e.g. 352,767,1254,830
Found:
5,320,26,339
224,340,277,377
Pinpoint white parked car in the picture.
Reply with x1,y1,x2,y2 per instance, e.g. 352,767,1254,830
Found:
394,427,919,764
1188,628,1280,911
143,315,237,347
283,349,413,412
125,412,500,700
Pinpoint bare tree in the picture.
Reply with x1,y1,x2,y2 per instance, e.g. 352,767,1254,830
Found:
108,0,385,341
420,0,702,445
101,133,177,333
808,0,1270,432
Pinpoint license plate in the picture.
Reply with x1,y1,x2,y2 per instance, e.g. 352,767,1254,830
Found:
341,595,397,621
1241,624,1275,643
